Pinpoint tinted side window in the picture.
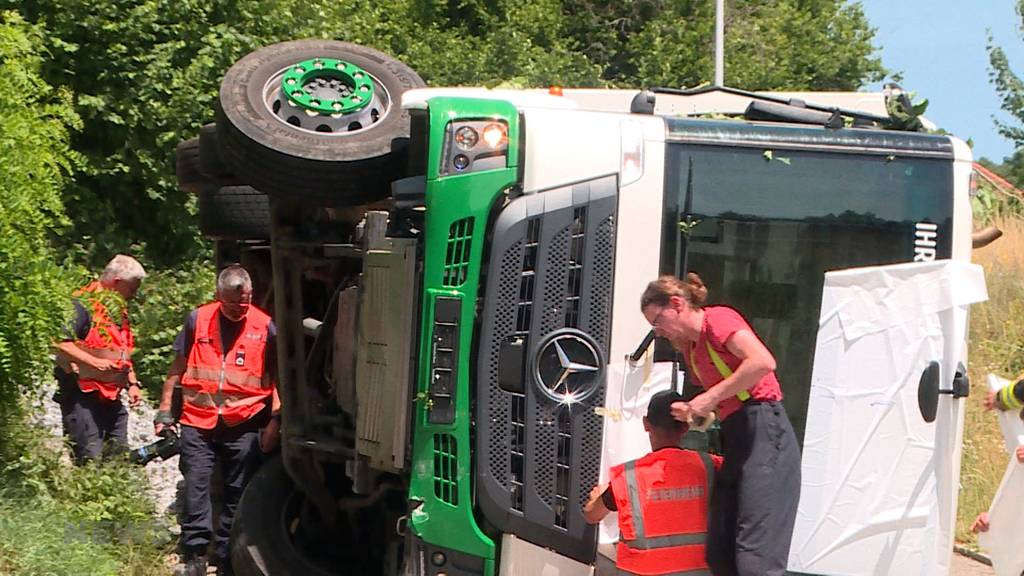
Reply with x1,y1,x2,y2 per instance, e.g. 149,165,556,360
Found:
662,145,954,442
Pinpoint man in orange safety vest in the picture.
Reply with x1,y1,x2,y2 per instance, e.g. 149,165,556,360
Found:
53,254,146,464
584,390,721,575
155,264,280,576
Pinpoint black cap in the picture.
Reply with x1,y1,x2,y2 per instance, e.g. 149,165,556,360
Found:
646,390,685,429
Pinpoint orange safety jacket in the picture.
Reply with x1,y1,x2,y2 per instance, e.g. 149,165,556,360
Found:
56,281,134,401
609,448,715,576
179,302,273,429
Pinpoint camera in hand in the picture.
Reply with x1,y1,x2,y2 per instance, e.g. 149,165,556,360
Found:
129,427,180,465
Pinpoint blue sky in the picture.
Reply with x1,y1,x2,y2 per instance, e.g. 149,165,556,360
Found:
859,0,1022,162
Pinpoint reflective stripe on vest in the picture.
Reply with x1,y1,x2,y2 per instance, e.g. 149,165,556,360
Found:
181,388,269,409
688,339,751,402
620,454,715,551
182,366,265,389
999,383,1024,410
179,302,272,429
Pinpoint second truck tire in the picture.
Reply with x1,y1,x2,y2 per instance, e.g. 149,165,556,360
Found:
197,186,270,241
230,458,340,576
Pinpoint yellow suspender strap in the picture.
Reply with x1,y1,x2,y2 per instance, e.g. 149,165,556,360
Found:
999,383,1024,410
703,340,752,402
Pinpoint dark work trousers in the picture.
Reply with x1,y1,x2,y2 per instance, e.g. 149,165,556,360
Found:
57,381,128,465
706,401,802,576
179,419,261,564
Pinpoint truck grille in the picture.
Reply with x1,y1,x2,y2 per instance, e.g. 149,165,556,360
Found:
475,175,617,563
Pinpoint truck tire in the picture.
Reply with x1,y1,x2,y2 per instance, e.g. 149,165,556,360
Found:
198,186,270,241
230,457,339,576
216,39,425,206
176,138,204,194
198,123,237,180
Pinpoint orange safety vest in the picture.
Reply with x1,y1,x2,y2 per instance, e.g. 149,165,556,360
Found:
609,448,715,576
179,302,273,429
56,281,134,401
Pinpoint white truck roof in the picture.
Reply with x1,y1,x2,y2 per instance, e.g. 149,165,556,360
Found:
403,86,936,130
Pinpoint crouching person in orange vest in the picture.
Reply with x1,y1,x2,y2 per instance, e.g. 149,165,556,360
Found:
154,264,280,576
584,390,721,575
53,254,146,465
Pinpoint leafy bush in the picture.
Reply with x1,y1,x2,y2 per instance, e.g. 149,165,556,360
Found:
0,11,81,408
132,258,216,399
0,406,171,575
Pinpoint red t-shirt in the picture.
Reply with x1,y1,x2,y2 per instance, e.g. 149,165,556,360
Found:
685,306,783,420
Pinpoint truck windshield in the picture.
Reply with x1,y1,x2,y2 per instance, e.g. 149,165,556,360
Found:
661,143,954,442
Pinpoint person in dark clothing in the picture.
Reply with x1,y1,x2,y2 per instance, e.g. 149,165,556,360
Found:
640,274,801,576
53,254,146,465
155,265,280,576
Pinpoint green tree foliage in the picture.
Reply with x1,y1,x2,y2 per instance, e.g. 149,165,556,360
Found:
0,11,80,407
132,261,215,395
399,0,602,86
989,0,1024,148
6,0,604,270
564,0,885,89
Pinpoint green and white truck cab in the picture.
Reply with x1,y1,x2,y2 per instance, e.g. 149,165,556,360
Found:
182,40,982,576
396,87,975,576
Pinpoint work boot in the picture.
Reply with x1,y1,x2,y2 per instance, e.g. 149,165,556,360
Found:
182,554,208,576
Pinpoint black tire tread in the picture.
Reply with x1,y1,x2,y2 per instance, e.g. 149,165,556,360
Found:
197,186,270,241
176,138,205,194
230,458,338,576
198,123,235,179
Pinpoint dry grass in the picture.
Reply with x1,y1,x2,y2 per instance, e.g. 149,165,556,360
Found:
958,217,1024,545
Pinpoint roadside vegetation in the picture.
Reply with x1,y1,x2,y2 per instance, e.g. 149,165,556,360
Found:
959,213,1024,546
0,12,169,574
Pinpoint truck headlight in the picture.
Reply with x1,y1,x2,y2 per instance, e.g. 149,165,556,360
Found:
454,126,478,150
481,123,507,148
440,120,509,176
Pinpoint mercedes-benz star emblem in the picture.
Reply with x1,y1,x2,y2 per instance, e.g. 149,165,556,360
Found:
533,329,605,404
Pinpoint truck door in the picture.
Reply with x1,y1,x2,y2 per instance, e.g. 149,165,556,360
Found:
787,261,986,575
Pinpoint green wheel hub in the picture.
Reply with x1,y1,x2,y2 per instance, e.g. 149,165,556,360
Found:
281,58,374,115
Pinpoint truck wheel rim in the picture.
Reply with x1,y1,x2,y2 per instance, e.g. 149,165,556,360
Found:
264,57,391,135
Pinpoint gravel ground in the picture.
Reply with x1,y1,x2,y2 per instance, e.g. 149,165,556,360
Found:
26,381,182,525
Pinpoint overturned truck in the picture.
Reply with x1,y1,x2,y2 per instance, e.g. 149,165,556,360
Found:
178,40,984,576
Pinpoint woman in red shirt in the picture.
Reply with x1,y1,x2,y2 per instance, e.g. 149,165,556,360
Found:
640,274,801,576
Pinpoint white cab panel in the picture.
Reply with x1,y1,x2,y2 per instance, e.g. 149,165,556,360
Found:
520,108,665,363
498,534,594,576
951,137,975,263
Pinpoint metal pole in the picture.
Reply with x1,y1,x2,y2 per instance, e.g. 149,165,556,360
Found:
714,0,725,86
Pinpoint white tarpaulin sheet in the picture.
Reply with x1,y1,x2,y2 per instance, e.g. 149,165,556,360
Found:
977,374,1024,576
788,260,987,576
596,354,677,559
